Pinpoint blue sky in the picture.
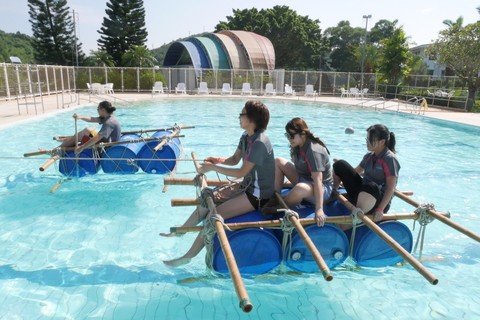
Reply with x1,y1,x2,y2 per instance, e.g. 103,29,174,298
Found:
1,0,479,53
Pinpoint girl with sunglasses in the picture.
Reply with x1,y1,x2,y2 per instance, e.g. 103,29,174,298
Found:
333,124,400,222
162,100,275,267
263,118,333,227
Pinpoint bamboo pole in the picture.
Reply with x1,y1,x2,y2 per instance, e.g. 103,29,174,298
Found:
171,198,200,206
168,213,419,233
335,193,438,285
275,192,332,281
394,190,480,243
24,135,184,158
121,125,195,135
191,152,252,313
153,127,181,152
164,176,228,187
39,155,60,171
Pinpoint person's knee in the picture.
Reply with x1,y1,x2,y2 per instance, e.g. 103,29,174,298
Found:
332,159,348,173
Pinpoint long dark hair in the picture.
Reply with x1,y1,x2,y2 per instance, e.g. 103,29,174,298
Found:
285,117,330,155
367,124,396,153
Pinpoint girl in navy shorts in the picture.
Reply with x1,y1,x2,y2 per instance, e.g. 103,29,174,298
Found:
333,124,400,222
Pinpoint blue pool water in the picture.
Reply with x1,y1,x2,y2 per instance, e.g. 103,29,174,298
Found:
0,98,479,319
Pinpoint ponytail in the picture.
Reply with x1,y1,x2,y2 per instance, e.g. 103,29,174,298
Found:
388,132,396,153
305,131,330,155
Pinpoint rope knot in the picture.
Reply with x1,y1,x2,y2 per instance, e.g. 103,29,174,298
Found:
193,173,206,188
351,207,364,226
199,188,215,208
415,203,435,226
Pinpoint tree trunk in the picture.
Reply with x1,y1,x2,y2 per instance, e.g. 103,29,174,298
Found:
466,84,477,112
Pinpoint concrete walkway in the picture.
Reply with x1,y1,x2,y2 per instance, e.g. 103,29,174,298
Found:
1,92,480,129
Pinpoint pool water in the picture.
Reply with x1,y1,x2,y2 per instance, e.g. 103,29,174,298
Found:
0,98,479,319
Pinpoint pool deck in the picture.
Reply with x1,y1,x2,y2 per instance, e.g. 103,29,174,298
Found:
1,92,480,129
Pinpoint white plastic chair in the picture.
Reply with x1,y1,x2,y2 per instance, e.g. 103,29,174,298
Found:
197,82,209,95
265,83,276,96
91,83,103,94
340,88,349,98
105,83,114,94
175,82,186,94
241,83,252,95
152,81,164,94
349,88,360,98
360,88,369,98
86,83,93,94
221,83,232,95
304,84,317,97
284,84,296,96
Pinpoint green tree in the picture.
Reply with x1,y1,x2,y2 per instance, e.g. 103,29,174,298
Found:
28,0,84,65
84,50,115,67
323,21,364,72
121,45,157,67
0,30,35,63
377,28,412,85
216,6,323,70
369,19,398,44
430,21,480,111
98,0,148,66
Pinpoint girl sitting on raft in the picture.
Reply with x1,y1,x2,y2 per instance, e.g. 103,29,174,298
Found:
262,118,333,227
333,124,400,222
162,100,275,267
56,100,121,154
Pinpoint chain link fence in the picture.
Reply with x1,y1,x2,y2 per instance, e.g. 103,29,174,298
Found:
0,63,471,110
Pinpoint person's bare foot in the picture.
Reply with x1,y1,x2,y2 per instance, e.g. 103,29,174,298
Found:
163,257,191,267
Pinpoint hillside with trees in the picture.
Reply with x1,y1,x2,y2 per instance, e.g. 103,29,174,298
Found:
0,30,35,64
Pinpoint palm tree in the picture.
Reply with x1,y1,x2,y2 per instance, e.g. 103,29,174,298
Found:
442,16,464,31
121,45,157,67
84,50,115,67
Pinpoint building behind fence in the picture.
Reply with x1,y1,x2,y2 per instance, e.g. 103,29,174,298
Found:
0,63,470,110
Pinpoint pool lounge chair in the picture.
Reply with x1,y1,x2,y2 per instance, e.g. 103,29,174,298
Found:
152,81,164,94
198,82,209,95
221,83,232,95
175,83,187,94
304,84,317,97
284,84,295,96
265,83,276,96
241,83,252,95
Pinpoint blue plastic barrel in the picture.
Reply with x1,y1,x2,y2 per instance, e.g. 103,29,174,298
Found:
285,204,349,273
136,131,181,174
101,134,143,174
212,210,282,275
348,221,413,267
59,149,100,177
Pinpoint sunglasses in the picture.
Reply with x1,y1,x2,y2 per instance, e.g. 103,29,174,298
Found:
284,132,299,139
239,112,247,118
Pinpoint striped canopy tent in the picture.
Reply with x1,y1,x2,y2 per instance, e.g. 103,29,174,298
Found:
206,33,250,70
190,37,230,70
163,41,211,76
218,30,273,71
163,30,275,72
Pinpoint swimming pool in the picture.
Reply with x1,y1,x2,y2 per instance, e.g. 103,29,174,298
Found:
0,98,479,319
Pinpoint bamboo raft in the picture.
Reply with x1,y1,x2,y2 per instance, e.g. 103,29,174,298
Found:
163,152,480,313
23,125,194,177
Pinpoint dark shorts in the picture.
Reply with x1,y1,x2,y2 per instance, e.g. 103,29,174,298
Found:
245,191,270,210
